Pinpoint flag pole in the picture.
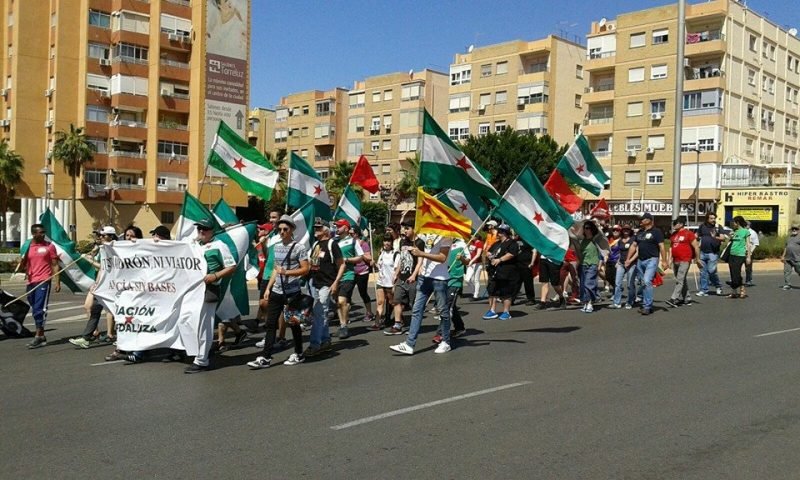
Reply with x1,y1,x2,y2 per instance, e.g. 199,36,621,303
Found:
197,122,220,206
4,255,84,307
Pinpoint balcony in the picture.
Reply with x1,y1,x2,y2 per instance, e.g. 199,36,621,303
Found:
113,183,146,203
584,84,615,103
159,94,190,113
314,155,333,162
686,32,725,58
683,106,723,117
111,92,149,110
684,68,724,91
109,119,147,140
165,0,190,6
86,87,112,106
592,150,612,159
156,190,185,204
113,55,147,66
158,121,188,131
160,32,192,52
108,150,146,170
160,59,191,82
720,164,769,188
582,116,613,136
517,64,549,83
586,51,615,71
157,153,189,173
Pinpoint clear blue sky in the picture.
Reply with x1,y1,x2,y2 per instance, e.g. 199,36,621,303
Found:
250,0,799,108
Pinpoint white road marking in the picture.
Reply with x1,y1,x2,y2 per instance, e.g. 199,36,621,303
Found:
45,314,87,325
330,381,532,430
90,360,125,366
754,327,800,338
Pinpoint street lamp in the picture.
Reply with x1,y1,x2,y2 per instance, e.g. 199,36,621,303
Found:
210,179,226,203
689,146,701,224
39,165,54,211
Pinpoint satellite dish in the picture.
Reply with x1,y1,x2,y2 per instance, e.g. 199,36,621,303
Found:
790,28,798,37
598,17,607,28
408,69,414,77
468,44,474,53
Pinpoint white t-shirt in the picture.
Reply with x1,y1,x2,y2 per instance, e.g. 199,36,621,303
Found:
419,234,452,280
376,249,398,287
748,228,759,251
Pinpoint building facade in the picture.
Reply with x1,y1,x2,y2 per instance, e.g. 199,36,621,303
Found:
247,107,274,154
585,0,800,232
3,0,250,243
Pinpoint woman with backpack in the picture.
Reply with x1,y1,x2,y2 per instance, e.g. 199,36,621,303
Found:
371,236,398,330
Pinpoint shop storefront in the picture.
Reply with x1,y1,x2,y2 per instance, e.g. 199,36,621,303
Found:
718,188,800,235
584,200,716,230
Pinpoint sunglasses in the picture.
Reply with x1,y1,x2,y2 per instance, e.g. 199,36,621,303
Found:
196,226,211,232
278,227,290,232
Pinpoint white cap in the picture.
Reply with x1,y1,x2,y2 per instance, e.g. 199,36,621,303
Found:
94,226,117,236
486,220,498,227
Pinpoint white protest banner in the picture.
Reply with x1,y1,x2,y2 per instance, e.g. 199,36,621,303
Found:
92,240,207,354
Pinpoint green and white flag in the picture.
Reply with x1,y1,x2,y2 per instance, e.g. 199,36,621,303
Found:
555,134,609,196
419,109,499,201
175,191,221,241
334,184,367,229
290,198,317,248
436,189,490,234
495,167,574,262
208,120,279,200
20,209,95,293
287,152,332,220
213,198,259,280
214,222,257,320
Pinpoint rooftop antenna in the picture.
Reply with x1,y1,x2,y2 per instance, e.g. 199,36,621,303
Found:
790,28,798,37
468,44,474,53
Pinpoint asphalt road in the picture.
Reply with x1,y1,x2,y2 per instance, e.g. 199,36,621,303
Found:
2,270,800,479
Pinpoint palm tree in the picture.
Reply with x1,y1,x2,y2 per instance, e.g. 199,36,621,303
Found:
0,139,23,245
394,153,420,203
325,160,355,200
51,124,95,241
263,149,288,212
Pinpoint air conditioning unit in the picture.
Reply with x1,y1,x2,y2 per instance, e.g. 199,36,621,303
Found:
100,91,110,98
44,89,54,97
99,58,111,66
161,89,173,97
0,120,10,127
607,24,615,31
517,97,526,106
168,33,180,41
627,149,637,157
137,178,144,186
0,89,7,97
44,120,53,128
478,104,486,112
683,58,691,68
651,112,663,120
646,147,656,154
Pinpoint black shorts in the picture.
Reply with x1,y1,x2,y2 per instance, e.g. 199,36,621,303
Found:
539,259,563,286
393,280,416,307
487,278,517,300
337,280,355,302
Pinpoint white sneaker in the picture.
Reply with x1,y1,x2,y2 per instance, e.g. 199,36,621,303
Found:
434,341,451,354
583,303,594,313
246,356,271,369
715,287,723,295
283,353,305,366
255,338,266,349
608,303,622,309
389,342,414,355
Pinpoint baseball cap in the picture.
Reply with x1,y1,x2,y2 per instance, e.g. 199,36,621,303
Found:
497,223,512,233
149,225,171,240
612,224,622,231
640,212,654,221
258,223,273,232
194,218,215,230
335,219,350,229
313,217,326,228
94,226,117,236
486,220,499,227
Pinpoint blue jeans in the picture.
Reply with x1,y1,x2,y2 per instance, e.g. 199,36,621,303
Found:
613,263,637,306
636,258,659,310
405,277,450,348
309,281,332,348
26,282,51,329
699,252,722,292
579,264,599,303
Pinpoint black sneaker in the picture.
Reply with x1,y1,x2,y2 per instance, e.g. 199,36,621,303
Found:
681,299,694,306
233,330,248,345
123,353,142,364
665,299,679,308
535,302,548,311
184,363,212,374
638,308,653,316
161,351,184,363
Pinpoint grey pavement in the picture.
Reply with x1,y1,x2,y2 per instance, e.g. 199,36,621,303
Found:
2,271,800,479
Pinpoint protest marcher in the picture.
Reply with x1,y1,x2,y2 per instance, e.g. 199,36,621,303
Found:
560,248,580,305
696,212,726,296
574,221,604,313
605,226,622,295
372,236,397,330
535,252,567,310
124,225,143,241
433,237,468,344
610,226,637,309
247,215,309,369
464,237,484,300
726,216,752,299
384,222,424,335
781,226,800,289
19,223,60,349
389,233,452,355
666,217,701,308
303,218,344,358
149,226,186,364
745,221,759,287
69,227,116,349
385,222,402,253
255,211,289,350
625,213,668,315
483,224,519,321
513,234,536,305
333,219,364,340
351,226,375,323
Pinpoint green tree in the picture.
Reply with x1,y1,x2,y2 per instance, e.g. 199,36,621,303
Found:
0,140,23,244
393,153,420,204
361,201,388,236
263,148,288,213
325,160,354,200
460,128,567,194
51,124,95,241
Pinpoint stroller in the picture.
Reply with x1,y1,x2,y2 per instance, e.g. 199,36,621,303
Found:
0,289,32,338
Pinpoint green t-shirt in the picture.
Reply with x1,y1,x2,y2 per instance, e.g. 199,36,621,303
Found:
580,239,600,266
337,235,364,282
730,228,749,257
447,241,466,288
201,239,236,281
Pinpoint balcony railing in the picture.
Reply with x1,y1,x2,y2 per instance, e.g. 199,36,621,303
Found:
113,56,148,65
110,120,147,128
519,64,548,75
683,106,723,117
686,66,723,79
158,122,189,130
587,50,615,60
585,84,614,93
586,116,613,125
592,150,612,158
314,155,333,162
160,59,190,69
165,0,190,6
686,30,724,44
116,183,145,190
158,153,188,162
109,150,146,158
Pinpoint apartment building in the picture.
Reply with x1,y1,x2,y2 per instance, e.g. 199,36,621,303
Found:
448,36,588,148
247,107,274,154
346,69,448,190
585,0,800,233
3,0,250,242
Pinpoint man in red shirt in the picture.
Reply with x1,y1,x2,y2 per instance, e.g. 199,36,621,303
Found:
19,223,60,348
465,238,484,299
666,217,701,307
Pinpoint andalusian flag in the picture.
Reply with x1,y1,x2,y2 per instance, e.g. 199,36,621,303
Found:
289,198,316,248
208,121,279,200
495,167,574,262
414,188,472,240
20,209,95,293
287,152,332,220
436,189,490,234
213,198,259,280
555,134,609,196
175,191,221,241
334,184,367,229
419,109,499,201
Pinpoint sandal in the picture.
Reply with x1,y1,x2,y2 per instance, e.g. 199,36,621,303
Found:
105,350,124,361
726,293,739,299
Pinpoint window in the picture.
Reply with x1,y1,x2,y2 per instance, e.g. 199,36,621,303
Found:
381,165,391,175
576,65,583,79
160,13,191,37
767,76,775,94
747,69,756,86
302,105,309,115
648,135,665,150
628,67,645,83
496,61,508,75
383,89,393,101
646,170,664,185
314,124,332,138
383,114,392,130
115,11,150,35
517,84,549,104
372,91,381,103
370,141,380,152
86,105,109,123
161,211,175,224
399,109,422,128
652,28,669,44
274,129,288,143
449,94,471,113
370,116,381,132
87,137,107,154
349,92,365,108
399,136,420,152
114,43,148,62
481,64,492,77
745,138,754,155
626,137,643,151
88,10,111,29
574,123,581,136
448,120,469,141
495,91,507,104
574,94,582,108
651,100,666,114
684,92,700,110
479,93,491,108
401,83,422,101
495,121,506,132
315,101,332,116
110,75,148,95
516,115,547,135
627,102,643,117
348,116,364,133
682,126,721,151
87,74,110,92
300,149,308,158
347,141,364,157
88,43,110,60
450,65,471,85
157,141,188,156
275,109,289,122
630,32,646,48
478,123,490,136
382,139,391,151
624,170,641,185
749,34,758,52
650,64,668,80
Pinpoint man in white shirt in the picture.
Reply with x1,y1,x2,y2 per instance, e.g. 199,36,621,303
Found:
389,234,452,355
745,222,760,286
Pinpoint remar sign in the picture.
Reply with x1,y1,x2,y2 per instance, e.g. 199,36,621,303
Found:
723,190,790,202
